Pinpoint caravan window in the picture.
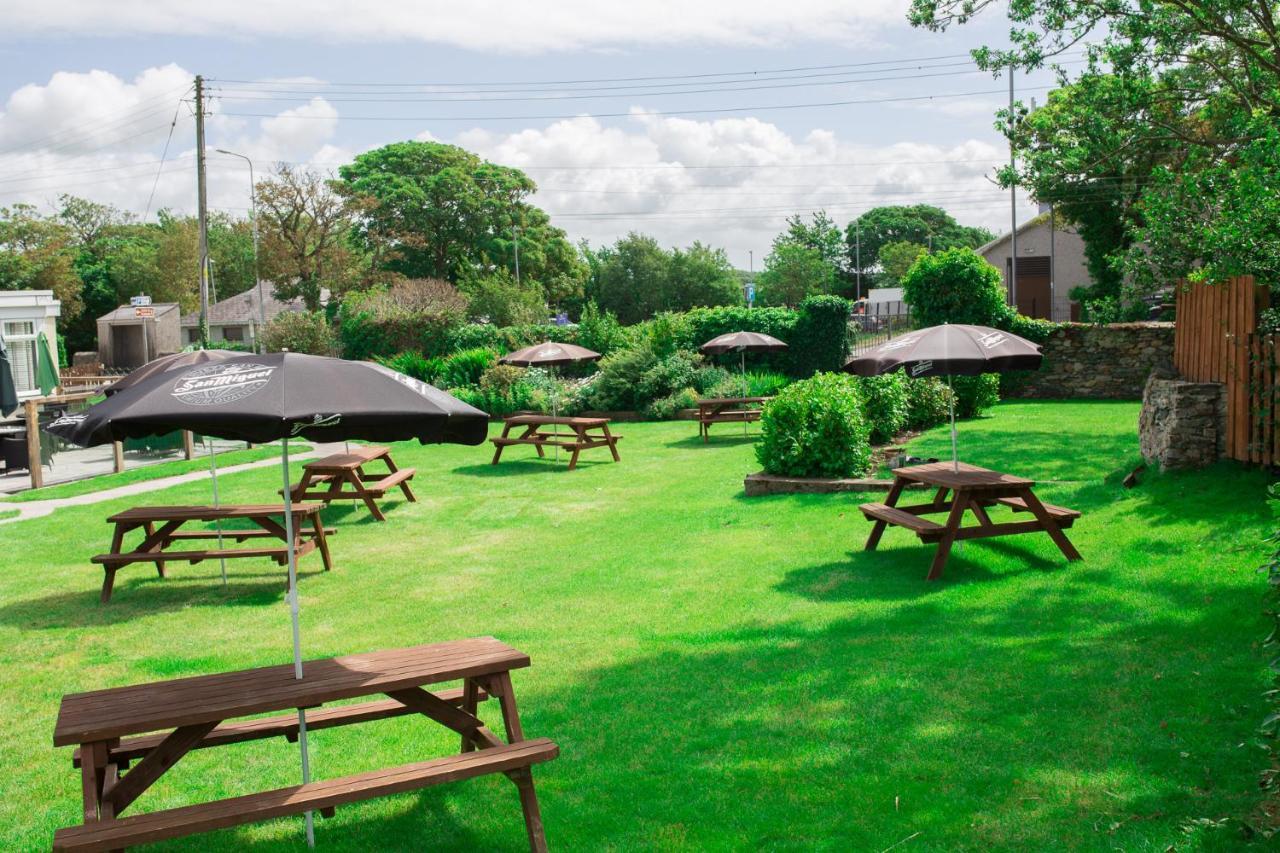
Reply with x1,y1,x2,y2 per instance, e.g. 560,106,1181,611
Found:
2,320,38,394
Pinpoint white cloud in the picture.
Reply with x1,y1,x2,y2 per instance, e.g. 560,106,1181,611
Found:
5,1,907,53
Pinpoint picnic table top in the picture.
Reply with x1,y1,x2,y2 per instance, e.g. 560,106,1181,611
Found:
696,396,772,406
503,414,610,427
53,636,528,747
105,503,326,523
893,461,1035,490
303,444,391,471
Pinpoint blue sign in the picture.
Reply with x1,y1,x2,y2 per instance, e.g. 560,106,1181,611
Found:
554,312,570,326
744,282,756,305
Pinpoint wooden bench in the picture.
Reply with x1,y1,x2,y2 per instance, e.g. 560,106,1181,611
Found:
54,637,557,851
92,504,333,602
859,502,946,542
287,444,416,522
490,415,622,471
696,397,772,442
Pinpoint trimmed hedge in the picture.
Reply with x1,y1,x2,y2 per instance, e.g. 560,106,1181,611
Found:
756,373,871,478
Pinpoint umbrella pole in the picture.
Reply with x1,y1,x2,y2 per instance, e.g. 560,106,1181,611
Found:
948,374,958,472
741,351,748,438
280,438,315,847
204,436,228,588
552,366,559,463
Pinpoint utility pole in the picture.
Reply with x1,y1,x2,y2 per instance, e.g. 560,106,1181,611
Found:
855,219,862,301
195,75,211,349
1008,64,1018,313
216,149,264,351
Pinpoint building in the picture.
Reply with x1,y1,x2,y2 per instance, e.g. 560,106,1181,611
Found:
978,212,1088,322
97,303,181,368
178,285,319,348
0,290,61,399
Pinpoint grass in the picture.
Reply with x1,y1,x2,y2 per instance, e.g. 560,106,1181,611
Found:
0,444,304,503
0,400,1272,850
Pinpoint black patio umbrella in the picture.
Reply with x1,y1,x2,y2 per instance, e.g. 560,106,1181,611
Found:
47,352,488,846
701,331,788,434
843,324,1042,470
103,348,244,396
500,341,601,458
0,336,18,418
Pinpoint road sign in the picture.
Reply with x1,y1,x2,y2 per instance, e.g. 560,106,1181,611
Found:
744,282,756,305
134,306,155,319
130,294,152,307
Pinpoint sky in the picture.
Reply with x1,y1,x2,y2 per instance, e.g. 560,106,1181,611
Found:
0,0,1072,268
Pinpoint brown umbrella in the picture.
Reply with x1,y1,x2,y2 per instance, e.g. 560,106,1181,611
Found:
103,348,245,396
500,341,601,459
700,331,788,414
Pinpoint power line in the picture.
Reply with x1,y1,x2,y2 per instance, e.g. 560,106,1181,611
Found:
0,85,190,155
144,96,187,219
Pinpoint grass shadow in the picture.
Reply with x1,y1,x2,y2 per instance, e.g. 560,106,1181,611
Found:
665,434,759,449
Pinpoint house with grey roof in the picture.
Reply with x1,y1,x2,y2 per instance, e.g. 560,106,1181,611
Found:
178,286,324,348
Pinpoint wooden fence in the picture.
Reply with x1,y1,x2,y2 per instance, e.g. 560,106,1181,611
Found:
1173,275,1275,465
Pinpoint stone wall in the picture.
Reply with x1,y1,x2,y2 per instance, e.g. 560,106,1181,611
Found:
1008,322,1175,399
1138,375,1226,470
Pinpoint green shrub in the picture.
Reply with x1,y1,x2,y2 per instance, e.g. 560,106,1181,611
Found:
1003,313,1060,343
637,351,700,403
262,311,338,356
575,301,629,356
789,294,852,376
857,372,909,444
902,248,1013,329
692,365,733,395
904,377,954,430
440,347,498,389
583,343,658,411
376,351,444,384
645,387,699,420
708,369,790,399
755,373,871,478
336,279,468,359
951,373,1000,418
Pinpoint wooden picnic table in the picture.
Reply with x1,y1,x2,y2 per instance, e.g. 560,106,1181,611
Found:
93,504,334,603
52,636,558,851
287,444,416,521
490,414,622,471
695,396,772,442
860,461,1083,580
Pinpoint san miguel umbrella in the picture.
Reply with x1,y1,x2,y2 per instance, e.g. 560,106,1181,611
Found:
843,324,1041,470
500,341,601,459
105,349,248,586
700,331,788,435
47,352,488,846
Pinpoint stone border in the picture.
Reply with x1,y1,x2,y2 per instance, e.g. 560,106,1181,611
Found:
743,471,926,496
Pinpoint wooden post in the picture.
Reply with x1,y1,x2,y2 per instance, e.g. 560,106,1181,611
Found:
23,399,42,490
112,442,125,474
182,430,195,460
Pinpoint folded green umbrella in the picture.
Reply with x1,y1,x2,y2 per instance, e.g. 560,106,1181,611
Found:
36,331,58,396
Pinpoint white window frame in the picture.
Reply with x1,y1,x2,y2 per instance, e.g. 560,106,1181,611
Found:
2,319,39,397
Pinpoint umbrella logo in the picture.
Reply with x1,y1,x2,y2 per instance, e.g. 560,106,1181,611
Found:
290,414,342,435
880,335,920,352
172,363,276,406
978,332,1008,348
910,361,933,376
48,413,87,428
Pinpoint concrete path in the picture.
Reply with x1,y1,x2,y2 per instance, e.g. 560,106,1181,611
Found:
0,442,345,525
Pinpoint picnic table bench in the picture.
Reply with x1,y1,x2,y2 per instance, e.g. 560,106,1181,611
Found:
861,461,1082,580
286,444,415,521
53,636,558,852
696,396,772,442
490,414,622,471
92,504,333,603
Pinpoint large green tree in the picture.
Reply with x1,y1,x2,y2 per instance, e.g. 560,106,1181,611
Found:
587,233,739,324
758,243,837,307
846,205,992,283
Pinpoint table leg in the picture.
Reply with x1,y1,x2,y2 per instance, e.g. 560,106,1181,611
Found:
460,677,479,754
1019,488,1083,561
384,455,417,502
79,740,107,821
492,423,515,465
526,425,546,459
310,512,334,571
927,489,971,581
353,470,387,522
865,476,907,551
490,672,548,852
142,521,166,578
601,424,621,462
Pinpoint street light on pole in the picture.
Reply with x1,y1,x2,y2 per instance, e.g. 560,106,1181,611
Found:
215,149,265,353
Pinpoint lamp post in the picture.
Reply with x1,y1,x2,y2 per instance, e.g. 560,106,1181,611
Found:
512,225,522,288
216,149,265,353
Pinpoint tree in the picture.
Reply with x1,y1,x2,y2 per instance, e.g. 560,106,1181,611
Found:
461,269,547,326
256,165,377,311
0,204,84,322
846,205,992,281
592,233,671,324
901,247,1012,328
667,242,741,311
758,243,836,307
876,241,928,288
783,210,847,272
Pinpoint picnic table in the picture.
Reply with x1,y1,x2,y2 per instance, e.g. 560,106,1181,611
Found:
695,396,772,442
52,636,558,852
92,504,334,602
286,444,416,521
490,414,622,471
860,461,1083,580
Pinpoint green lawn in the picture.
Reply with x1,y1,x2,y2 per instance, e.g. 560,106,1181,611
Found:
0,400,1272,850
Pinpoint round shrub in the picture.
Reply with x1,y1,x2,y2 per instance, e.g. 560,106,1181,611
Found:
856,373,909,444
904,377,954,430
645,387,699,420
262,311,338,356
902,247,1014,329
755,372,871,478
951,373,1000,418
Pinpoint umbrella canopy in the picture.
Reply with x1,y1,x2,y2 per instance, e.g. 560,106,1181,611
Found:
47,352,489,448
36,331,59,396
699,331,788,354
842,324,1041,378
104,348,245,396
499,341,601,367
0,336,18,418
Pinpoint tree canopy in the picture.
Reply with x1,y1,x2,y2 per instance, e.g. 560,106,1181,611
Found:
846,205,992,282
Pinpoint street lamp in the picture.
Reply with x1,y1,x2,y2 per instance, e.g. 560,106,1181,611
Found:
215,149,265,353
